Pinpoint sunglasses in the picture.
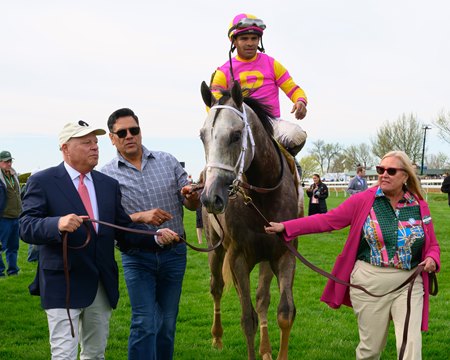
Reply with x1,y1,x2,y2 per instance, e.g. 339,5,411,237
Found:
111,127,140,139
376,166,405,176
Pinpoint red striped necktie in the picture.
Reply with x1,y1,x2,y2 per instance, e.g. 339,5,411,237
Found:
78,174,96,231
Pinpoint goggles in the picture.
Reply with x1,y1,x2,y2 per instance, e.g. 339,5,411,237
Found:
111,126,140,139
235,18,266,30
229,18,266,38
375,166,405,176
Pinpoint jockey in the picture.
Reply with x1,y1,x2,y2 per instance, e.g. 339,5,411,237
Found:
210,13,308,160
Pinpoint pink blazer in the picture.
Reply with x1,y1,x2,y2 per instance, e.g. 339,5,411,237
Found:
282,186,441,331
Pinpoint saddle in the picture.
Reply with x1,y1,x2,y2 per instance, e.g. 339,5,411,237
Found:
276,141,300,192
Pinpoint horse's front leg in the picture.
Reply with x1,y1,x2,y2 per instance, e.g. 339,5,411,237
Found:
256,261,274,360
274,251,297,360
206,225,225,349
230,253,258,360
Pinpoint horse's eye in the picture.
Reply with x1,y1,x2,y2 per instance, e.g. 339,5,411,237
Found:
230,131,241,144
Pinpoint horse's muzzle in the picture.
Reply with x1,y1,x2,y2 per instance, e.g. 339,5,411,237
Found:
201,176,232,214
201,192,227,214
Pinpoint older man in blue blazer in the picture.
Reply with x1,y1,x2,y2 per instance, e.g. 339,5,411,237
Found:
20,121,179,360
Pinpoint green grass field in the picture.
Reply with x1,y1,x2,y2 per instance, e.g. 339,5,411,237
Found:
1,193,449,359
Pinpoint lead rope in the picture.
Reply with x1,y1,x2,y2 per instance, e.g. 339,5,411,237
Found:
62,222,92,338
62,215,225,337
240,194,437,360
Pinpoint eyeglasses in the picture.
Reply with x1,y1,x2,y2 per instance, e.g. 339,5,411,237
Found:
376,166,405,176
235,18,266,30
111,127,140,139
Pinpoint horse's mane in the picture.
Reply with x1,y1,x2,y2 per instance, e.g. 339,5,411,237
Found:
217,91,274,137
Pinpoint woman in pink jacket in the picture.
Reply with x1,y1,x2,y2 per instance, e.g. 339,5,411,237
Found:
265,151,440,360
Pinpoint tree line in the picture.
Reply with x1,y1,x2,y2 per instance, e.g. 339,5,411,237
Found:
299,112,450,179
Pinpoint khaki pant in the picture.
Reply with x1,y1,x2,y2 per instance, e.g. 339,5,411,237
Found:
46,282,112,360
350,260,424,360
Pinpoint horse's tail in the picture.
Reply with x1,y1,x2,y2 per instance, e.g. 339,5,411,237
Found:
222,251,234,291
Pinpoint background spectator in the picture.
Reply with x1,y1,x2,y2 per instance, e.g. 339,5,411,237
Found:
347,166,368,195
0,150,22,277
441,173,450,206
306,174,328,215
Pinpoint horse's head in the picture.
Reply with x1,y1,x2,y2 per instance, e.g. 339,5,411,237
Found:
199,81,254,214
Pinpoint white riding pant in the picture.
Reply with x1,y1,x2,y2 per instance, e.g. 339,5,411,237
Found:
272,118,307,151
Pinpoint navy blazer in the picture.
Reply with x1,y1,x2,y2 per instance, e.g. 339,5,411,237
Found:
19,162,159,309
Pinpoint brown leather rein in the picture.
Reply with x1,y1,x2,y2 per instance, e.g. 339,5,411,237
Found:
241,193,438,360
62,215,224,338
233,137,286,194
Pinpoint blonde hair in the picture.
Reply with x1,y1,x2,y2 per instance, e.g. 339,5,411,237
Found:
380,151,424,200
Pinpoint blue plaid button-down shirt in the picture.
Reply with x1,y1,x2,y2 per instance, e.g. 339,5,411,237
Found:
101,146,189,236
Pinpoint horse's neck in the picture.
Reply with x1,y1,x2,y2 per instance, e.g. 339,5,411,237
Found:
246,125,282,187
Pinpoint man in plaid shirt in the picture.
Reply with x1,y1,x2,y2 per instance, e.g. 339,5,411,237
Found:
101,108,199,360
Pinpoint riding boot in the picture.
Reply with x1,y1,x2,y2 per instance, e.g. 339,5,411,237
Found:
286,138,306,158
293,158,302,179
285,143,303,179
292,161,305,217
284,152,304,217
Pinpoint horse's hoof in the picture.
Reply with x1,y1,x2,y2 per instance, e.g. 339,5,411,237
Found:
212,338,223,350
261,353,273,360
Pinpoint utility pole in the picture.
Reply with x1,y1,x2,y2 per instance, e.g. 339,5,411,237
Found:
420,125,431,175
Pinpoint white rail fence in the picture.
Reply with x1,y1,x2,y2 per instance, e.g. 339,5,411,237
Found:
306,179,445,201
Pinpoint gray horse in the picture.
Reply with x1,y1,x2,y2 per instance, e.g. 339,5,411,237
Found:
199,81,301,360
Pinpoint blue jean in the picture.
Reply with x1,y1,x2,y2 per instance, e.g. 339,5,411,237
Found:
27,244,39,262
0,218,20,275
121,244,187,360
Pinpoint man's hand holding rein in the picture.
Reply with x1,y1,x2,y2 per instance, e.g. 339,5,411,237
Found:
181,185,201,210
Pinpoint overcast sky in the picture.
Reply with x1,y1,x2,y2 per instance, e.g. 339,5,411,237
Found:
2,1,449,177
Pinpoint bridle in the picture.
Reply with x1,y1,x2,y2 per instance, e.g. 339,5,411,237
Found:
206,104,285,195
206,105,255,181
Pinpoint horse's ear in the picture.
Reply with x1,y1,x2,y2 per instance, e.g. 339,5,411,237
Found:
231,80,243,108
201,81,214,107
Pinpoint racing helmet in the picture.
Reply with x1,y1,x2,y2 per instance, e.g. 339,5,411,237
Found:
225,14,267,83
228,13,266,40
